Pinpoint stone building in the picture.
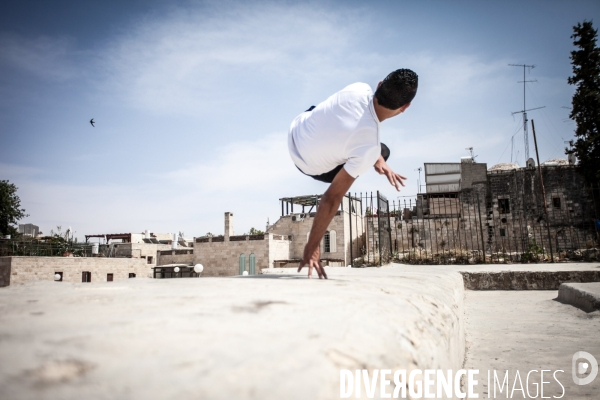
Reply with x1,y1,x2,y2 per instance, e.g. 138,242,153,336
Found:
18,223,40,237
0,256,152,287
389,156,598,260
192,212,290,277
192,195,363,277
85,231,193,266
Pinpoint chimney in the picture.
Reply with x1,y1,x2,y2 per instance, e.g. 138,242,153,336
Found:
224,212,234,240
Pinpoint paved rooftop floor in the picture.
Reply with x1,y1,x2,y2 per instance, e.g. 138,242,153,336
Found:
464,290,600,399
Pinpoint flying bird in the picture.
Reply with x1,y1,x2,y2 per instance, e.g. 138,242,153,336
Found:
90,118,95,127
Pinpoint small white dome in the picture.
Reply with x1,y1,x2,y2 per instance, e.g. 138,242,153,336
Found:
541,158,568,166
488,163,519,171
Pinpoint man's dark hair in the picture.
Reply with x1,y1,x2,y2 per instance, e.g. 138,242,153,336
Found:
374,69,418,110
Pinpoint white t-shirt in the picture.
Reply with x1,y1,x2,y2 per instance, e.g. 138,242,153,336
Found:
288,82,381,179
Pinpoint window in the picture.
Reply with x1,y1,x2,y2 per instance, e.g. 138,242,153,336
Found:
498,198,510,214
82,271,91,282
324,231,331,253
147,256,153,264
128,273,136,278
499,228,506,237
329,230,337,252
552,198,561,209
107,273,114,282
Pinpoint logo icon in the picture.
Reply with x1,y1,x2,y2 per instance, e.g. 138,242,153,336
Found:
572,351,598,385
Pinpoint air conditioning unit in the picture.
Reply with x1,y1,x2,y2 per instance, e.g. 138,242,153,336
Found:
291,213,307,222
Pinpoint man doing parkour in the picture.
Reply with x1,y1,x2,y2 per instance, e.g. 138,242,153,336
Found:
287,69,418,279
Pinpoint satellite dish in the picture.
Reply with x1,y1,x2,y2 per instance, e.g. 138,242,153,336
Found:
526,158,536,168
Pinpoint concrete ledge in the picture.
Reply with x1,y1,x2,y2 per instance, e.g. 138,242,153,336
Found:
0,266,465,400
460,270,600,290
557,282,600,312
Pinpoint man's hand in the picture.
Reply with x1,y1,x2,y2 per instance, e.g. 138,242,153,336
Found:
374,156,407,191
299,168,355,279
299,245,327,279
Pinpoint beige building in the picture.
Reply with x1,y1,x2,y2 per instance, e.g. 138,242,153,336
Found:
85,231,193,266
0,256,152,287
193,194,363,277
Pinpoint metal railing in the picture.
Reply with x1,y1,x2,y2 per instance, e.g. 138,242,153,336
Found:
348,187,600,266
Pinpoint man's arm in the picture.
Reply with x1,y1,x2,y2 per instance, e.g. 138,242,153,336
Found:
374,156,407,191
300,168,356,279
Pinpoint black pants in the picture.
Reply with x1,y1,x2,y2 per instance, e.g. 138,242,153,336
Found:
299,143,390,183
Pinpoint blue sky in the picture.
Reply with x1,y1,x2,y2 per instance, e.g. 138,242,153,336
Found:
1,0,599,239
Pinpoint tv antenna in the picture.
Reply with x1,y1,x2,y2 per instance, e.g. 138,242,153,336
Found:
415,167,423,193
509,63,545,164
465,147,478,161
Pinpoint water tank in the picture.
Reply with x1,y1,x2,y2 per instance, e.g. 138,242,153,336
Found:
568,153,576,165
145,230,150,239
171,233,178,250
92,243,99,255
460,156,474,163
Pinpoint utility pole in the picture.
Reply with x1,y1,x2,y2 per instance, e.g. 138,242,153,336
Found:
531,119,554,262
510,136,514,164
509,64,545,165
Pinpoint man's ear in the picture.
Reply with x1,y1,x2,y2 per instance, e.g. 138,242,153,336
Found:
400,102,411,112
376,81,383,90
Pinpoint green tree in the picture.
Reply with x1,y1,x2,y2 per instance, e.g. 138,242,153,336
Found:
0,180,28,236
568,20,600,186
247,227,265,235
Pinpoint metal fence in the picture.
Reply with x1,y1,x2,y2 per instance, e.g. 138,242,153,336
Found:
0,239,94,257
349,187,600,266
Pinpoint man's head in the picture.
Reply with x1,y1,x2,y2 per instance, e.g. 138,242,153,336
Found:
375,69,418,110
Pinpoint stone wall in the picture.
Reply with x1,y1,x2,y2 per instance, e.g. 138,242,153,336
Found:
460,162,488,190
269,215,311,259
157,250,195,266
0,256,153,285
391,165,596,259
485,166,594,253
106,242,172,264
269,209,354,265
0,257,11,287
193,234,291,277
268,236,292,269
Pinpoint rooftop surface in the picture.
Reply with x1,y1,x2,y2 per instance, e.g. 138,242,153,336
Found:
0,263,598,399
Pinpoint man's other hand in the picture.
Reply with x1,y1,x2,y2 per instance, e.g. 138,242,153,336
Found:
374,156,407,191
299,245,327,279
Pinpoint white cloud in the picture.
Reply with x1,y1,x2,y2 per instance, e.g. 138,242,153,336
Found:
97,3,373,115
159,133,292,192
